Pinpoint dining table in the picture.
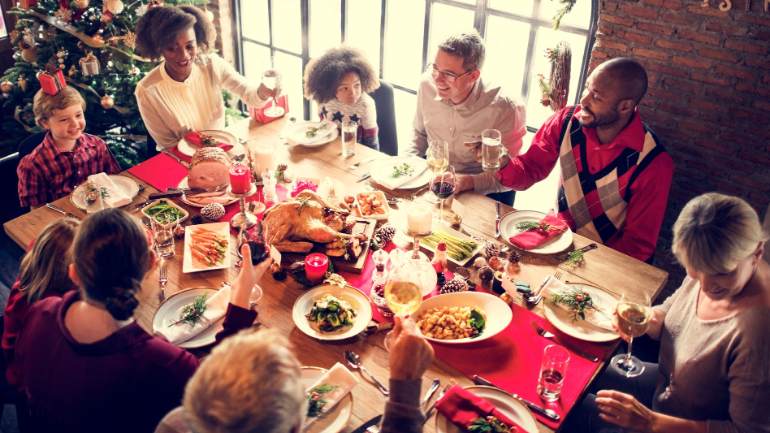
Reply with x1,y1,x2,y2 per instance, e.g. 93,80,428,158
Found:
3,116,668,433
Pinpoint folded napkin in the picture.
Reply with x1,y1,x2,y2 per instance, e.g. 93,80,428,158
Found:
542,276,614,331
304,362,358,427
436,385,530,433
377,157,428,190
508,212,568,250
158,285,230,345
86,173,131,212
183,131,234,152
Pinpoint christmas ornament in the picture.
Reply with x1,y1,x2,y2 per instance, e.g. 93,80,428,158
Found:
100,95,114,109
0,81,13,95
18,76,28,92
79,52,100,76
128,65,140,76
104,0,124,14
20,44,38,64
37,69,67,96
135,4,148,16
101,11,113,23
72,0,90,10
54,7,73,23
201,203,226,221
55,50,68,69
18,0,37,9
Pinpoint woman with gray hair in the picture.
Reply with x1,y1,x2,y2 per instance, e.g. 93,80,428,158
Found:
156,317,434,433
565,192,770,433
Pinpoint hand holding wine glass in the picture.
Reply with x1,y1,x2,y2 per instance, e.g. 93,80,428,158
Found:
611,293,652,378
259,69,284,117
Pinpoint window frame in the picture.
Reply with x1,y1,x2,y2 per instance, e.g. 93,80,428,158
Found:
232,0,598,132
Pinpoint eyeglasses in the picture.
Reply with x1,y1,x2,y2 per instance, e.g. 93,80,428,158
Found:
428,63,475,84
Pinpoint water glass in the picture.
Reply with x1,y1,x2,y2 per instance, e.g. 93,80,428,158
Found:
150,217,178,258
537,344,570,402
481,128,503,171
341,120,358,158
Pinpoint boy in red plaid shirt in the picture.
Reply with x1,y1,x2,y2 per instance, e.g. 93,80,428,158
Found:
17,84,120,208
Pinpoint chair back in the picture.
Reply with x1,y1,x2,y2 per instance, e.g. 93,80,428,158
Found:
17,131,47,161
370,81,398,156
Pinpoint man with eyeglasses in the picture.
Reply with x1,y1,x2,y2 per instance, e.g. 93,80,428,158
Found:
496,57,674,263
406,31,526,204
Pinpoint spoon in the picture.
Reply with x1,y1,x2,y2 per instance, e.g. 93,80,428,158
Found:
344,350,389,396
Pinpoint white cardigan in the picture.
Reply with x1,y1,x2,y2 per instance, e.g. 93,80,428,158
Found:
135,54,267,150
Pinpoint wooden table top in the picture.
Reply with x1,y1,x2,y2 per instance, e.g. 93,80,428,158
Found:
4,118,668,432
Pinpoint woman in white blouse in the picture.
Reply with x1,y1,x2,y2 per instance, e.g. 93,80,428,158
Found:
134,5,277,150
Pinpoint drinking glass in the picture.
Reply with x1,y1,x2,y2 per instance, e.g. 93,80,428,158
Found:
383,251,426,349
261,70,284,117
341,120,358,158
430,165,457,223
611,292,652,378
427,139,449,174
481,128,503,171
150,217,178,259
537,344,570,402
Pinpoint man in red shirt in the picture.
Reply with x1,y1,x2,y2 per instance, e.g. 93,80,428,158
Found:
497,57,674,262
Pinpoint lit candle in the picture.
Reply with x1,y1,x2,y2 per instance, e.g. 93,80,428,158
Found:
229,163,252,194
304,253,329,282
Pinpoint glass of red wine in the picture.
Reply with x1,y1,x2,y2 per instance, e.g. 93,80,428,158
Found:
430,165,457,224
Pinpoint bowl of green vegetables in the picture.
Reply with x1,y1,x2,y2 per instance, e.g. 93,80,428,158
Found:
142,199,189,224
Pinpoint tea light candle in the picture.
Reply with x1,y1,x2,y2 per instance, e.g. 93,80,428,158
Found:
406,203,433,236
304,253,329,282
229,164,252,194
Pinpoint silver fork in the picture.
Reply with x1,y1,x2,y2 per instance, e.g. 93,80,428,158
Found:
528,271,562,305
158,259,168,302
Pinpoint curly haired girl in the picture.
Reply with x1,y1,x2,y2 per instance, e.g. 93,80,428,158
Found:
303,46,380,149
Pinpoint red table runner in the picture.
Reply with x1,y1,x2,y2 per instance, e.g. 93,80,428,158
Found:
431,303,615,429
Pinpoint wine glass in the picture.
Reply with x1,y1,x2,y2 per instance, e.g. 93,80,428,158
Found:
430,165,457,224
611,292,652,378
426,139,449,174
261,70,284,117
383,251,426,350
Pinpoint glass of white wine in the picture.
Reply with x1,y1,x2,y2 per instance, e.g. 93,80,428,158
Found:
427,139,449,174
383,251,426,350
611,292,652,378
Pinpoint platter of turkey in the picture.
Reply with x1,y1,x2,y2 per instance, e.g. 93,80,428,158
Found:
178,147,239,207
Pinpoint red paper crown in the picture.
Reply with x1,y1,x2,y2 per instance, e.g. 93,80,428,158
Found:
37,68,67,96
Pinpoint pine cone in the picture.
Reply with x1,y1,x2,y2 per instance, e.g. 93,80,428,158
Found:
440,277,468,294
483,241,501,259
375,223,396,244
201,203,226,221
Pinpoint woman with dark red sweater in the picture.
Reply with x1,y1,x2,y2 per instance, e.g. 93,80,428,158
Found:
14,208,271,433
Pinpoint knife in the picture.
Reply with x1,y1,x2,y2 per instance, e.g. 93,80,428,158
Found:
472,375,560,421
357,173,371,183
148,185,228,200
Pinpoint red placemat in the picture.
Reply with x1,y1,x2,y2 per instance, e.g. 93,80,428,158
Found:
126,153,188,191
431,303,616,429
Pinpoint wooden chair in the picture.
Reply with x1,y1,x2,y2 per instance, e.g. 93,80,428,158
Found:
370,81,398,156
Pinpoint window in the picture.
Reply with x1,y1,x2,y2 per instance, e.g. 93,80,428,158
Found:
235,0,596,151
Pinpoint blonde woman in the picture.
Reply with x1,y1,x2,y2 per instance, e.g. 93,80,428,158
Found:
566,193,770,433
2,218,79,388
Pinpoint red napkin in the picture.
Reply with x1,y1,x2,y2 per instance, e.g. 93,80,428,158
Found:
183,131,234,152
249,95,289,124
437,385,530,433
126,153,188,191
509,212,568,250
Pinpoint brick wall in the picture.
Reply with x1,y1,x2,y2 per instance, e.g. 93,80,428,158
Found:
591,0,770,296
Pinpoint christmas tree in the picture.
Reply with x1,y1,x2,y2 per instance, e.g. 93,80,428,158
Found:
0,0,207,168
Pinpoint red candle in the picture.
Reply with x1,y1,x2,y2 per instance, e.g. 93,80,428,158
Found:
229,163,251,194
304,253,329,282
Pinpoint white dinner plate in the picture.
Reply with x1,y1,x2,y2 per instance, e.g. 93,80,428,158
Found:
70,175,139,210
292,284,372,341
287,121,339,147
435,385,538,433
177,176,239,208
301,366,353,433
499,210,574,254
414,292,512,344
370,156,432,190
543,282,620,343
182,222,232,273
176,130,245,158
152,287,223,349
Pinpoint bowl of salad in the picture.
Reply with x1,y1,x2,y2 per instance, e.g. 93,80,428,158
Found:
292,283,372,341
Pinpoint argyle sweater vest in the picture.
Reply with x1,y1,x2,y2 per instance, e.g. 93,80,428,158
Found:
556,107,665,244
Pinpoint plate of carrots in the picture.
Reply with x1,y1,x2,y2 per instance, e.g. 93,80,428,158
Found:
182,222,232,273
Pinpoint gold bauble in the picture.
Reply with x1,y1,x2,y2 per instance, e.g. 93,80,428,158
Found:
100,95,115,109
0,80,13,94
72,0,90,10
104,0,124,14
18,76,28,92
21,46,37,63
